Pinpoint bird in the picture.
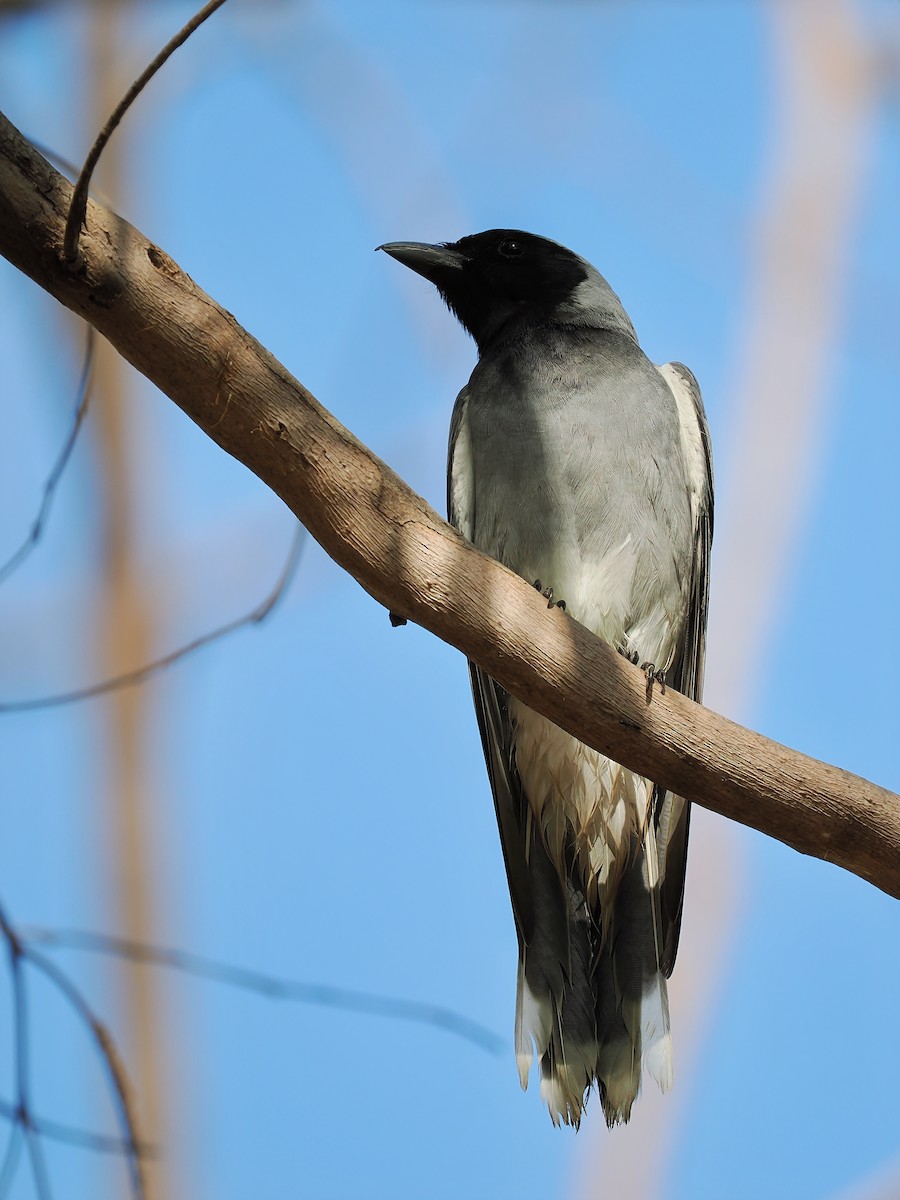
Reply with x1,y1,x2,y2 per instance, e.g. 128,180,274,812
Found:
379,229,713,1129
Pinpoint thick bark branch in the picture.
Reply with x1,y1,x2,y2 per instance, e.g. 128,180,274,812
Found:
1,110,897,898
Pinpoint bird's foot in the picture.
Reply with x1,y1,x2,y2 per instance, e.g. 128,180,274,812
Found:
618,646,640,665
640,662,667,702
532,580,566,610
389,611,407,628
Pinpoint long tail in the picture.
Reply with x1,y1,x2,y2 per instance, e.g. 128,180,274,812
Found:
595,822,673,1126
515,823,672,1128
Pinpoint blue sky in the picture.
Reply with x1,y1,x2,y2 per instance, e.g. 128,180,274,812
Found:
1,2,899,1199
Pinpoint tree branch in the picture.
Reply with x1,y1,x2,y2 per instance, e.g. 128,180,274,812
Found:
1,110,897,898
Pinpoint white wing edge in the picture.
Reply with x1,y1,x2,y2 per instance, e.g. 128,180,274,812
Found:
655,361,713,541
447,385,474,538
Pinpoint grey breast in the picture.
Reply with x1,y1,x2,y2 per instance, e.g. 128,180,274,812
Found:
463,326,694,639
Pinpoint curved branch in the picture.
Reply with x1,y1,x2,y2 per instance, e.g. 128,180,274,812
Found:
62,0,230,264
0,111,897,898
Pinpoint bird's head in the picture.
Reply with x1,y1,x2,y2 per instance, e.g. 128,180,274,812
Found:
378,229,635,352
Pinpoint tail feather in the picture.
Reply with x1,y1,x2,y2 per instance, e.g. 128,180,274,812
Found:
513,816,572,1089
515,817,674,1128
538,879,597,1127
514,828,597,1126
599,834,673,1125
640,819,674,1094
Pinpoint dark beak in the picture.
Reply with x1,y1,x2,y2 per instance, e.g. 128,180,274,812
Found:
377,241,466,282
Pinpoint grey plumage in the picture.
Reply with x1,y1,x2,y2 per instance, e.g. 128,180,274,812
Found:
380,230,713,1128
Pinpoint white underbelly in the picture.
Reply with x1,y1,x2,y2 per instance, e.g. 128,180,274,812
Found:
509,696,652,917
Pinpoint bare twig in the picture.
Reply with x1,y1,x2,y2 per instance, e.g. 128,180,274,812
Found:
22,927,505,1055
0,931,22,1197
0,325,94,585
0,900,147,1200
0,905,50,1200
62,0,229,265
1,112,898,898
0,1100,155,1161
0,523,305,713
23,949,146,1200
0,1127,20,1200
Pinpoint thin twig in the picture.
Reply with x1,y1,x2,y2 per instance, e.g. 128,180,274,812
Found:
25,927,506,1056
62,0,229,264
0,523,305,713
25,139,115,208
0,1100,154,1161
0,1126,21,1200
0,914,22,1200
0,905,49,1200
23,948,145,1200
0,325,94,585
16,972,50,1200
0,900,147,1200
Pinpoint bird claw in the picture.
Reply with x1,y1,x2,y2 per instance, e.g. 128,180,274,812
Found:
533,580,566,611
618,646,640,665
542,586,566,611
640,662,666,702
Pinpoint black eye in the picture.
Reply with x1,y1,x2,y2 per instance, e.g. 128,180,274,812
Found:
498,238,525,258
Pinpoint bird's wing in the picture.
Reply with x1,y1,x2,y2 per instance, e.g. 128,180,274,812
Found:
658,362,714,702
447,385,475,540
652,361,714,975
447,387,539,947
